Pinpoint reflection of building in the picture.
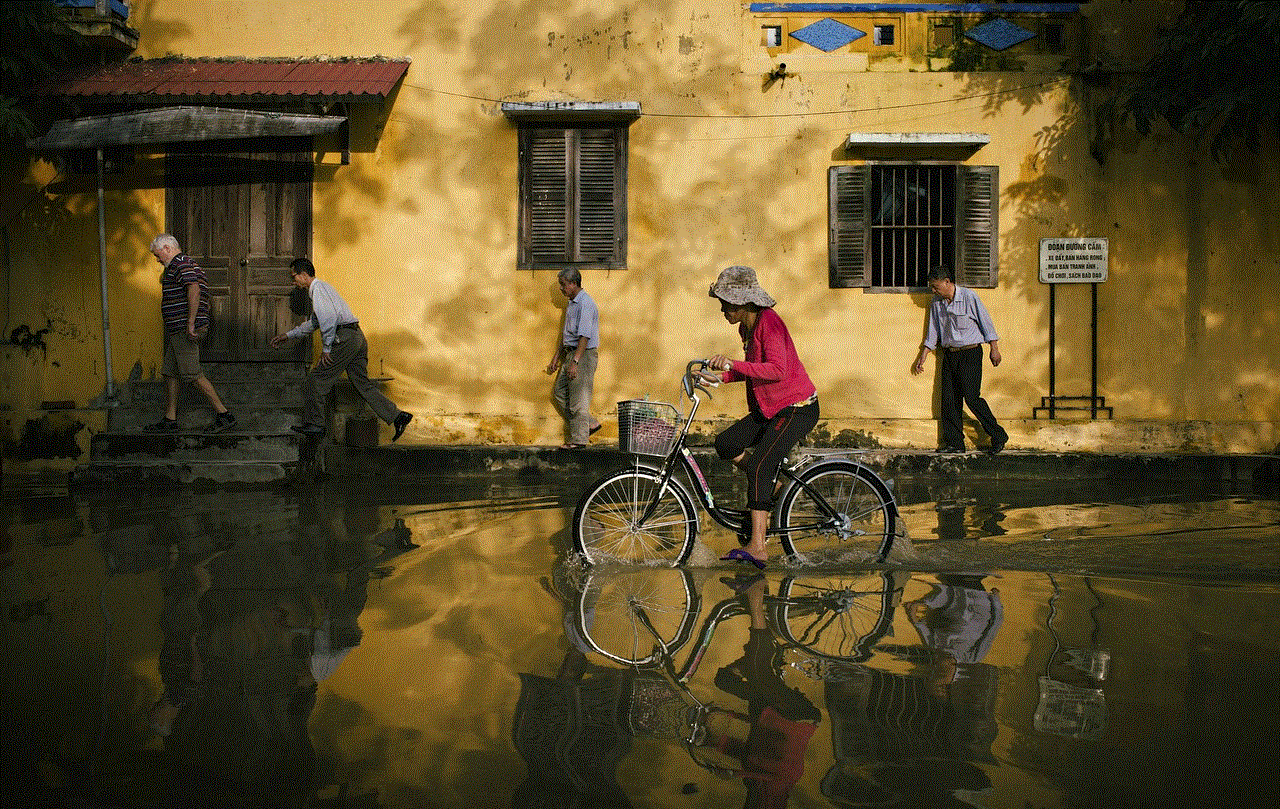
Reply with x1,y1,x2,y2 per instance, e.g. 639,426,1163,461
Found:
822,663,999,806
136,496,413,804
512,666,635,809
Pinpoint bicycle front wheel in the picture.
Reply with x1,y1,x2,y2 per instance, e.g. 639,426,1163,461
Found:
573,568,700,666
775,460,897,564
774,572,900,665
573,467,699,566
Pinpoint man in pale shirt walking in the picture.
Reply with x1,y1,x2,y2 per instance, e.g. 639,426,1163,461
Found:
545,268,601,448
270,258,412,442
911,265,1008,454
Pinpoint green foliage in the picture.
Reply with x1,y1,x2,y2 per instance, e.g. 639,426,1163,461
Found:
1117,0,1280,160
0,1,82,140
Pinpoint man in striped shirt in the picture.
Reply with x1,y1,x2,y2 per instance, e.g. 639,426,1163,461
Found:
144,235,236,433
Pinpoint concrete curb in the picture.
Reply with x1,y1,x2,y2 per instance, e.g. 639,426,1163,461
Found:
323,444,1280,493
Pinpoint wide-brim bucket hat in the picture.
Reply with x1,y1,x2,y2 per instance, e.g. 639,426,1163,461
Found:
709,265,776,308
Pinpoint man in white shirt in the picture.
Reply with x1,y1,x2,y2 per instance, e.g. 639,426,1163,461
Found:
911,266,1008,454
270,258,412,441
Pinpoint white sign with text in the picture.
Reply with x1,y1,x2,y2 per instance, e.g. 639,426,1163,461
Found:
1040,237,1108,283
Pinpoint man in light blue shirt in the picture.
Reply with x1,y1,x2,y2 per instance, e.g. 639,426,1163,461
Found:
545,268,601,448
911,266,1008,453
270,258,413,442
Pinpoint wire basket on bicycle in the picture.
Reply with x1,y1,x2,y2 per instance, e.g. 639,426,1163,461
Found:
618,399,681,457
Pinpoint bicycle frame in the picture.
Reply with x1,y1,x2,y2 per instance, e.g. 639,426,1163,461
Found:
645,579,894,686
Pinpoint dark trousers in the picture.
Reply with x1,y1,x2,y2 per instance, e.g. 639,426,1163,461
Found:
715,400,819,511
303,325,400,426
939,346,1006,449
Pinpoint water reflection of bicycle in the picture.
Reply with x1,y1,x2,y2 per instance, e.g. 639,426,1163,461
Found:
572,360,901,567
571,566,904,677
567,567,901,802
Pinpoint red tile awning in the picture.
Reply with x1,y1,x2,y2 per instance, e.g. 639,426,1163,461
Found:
35,57,411,102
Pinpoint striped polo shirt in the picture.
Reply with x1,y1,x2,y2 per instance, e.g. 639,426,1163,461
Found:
160,252,210,334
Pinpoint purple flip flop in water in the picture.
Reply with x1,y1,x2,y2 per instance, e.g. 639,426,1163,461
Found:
719,547,766,570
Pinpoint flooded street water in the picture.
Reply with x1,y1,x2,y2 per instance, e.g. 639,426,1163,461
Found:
3,470,1278,808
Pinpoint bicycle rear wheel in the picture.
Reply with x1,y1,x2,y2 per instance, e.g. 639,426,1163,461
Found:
773,572,900,665
573,568,700,666
573,466,699,566
774,460,897,564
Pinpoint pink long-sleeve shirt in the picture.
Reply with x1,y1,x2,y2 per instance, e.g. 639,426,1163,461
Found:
721,308,816,418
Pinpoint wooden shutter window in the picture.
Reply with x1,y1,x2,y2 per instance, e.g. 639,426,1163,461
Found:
518,125,626,270
956,165,999,288
576,128,622,262
526,129,571,265
830,163,998,289
828,164,871,288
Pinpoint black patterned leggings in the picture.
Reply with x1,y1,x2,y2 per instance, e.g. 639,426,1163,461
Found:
714,400,820,511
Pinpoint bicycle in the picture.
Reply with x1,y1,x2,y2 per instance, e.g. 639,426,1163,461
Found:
571,360,901,567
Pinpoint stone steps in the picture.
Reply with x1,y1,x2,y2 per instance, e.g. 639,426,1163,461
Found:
109,361,310,432
82,361,333,484
75,431,315,486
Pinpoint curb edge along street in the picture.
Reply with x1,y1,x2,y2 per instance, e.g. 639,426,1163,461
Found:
322,444,1280,492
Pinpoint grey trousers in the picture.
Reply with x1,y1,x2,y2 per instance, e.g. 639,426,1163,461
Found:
303,325,400,426
553,347,598,444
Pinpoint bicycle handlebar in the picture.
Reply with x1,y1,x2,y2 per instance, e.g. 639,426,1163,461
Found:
683,358,718,400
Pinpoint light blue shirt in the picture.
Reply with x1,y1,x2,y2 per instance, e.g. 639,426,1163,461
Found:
562,289,600,350
923,285,999,350
286,279,359,352
910,584,1003,664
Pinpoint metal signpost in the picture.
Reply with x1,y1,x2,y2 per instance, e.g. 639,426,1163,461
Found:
1034,237,1112,419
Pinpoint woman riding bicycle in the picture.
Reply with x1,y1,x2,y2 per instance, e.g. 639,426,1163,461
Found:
701,266,820,569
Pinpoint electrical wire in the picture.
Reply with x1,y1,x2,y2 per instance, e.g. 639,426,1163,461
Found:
399,75,1071,120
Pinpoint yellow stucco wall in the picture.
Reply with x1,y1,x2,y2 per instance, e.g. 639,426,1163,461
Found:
3,0,1278,467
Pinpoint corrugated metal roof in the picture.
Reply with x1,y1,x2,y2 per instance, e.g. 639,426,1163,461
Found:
36,58,410,101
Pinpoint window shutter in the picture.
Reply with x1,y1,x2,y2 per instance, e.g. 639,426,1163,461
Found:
956,165,998,288
527,129,570,264
829,164,870,287
575,128,621,263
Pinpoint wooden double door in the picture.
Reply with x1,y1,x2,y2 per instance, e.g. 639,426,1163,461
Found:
165,152,313,362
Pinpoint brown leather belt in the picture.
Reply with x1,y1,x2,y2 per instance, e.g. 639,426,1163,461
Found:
942,343,982,352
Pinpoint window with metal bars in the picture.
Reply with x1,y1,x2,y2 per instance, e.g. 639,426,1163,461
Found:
517,125,628,270
829,163,998,289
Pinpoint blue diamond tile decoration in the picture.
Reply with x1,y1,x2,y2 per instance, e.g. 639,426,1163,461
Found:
790,18,866,53
964,18,1036,51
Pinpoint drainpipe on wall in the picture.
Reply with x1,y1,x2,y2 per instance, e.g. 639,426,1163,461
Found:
94,147,116,405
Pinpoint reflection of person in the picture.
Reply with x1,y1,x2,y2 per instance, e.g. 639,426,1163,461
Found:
706,575,821,808
701,266,819,568
156,541,321,803
270,258,412,441
910,266,1008,454
144,234,236,433
822,576,1002,806
545,268,601,448
149,547,219,738
905,574,1004,709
